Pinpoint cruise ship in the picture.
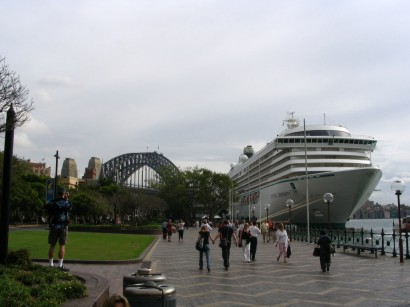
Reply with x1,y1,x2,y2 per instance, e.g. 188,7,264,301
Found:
229,113,382,225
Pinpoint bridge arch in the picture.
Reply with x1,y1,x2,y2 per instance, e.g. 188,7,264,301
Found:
102,152,179,185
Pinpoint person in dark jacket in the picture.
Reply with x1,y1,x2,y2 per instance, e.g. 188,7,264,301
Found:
213,220,238,270
317,230,332,272
44,188,72,271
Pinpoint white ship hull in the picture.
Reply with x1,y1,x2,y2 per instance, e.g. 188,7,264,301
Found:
236,167,382,225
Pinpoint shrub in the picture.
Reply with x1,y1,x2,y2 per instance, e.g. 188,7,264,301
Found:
0,263,87,306
7,249,32,265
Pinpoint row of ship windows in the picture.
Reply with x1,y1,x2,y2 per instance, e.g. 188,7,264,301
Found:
234,148,367,180
235,160,369,188
238,163,370,190
276,138,376,145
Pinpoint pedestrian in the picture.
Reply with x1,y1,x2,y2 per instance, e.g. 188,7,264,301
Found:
261,220,268,243
177,220,185,241
197,225,212,272
161,220,167,240
213,219,238,270
44,188,72,271
274,223,289,263
267,219,274,242
166,219,173,242
249,221,261,261
201,219,213,231
317,230,332,272
240,223,251,263
237,219,244,240
103,294,130,307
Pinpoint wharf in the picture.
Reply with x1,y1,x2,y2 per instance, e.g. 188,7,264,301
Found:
62,227,410,306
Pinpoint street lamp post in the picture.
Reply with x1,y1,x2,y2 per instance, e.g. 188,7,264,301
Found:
236,210,239,221
286,199,294,241
265,203,270,222
323,193,334,236
391,179,406,264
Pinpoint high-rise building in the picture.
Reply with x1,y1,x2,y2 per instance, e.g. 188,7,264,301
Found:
83,157,102,180
61,158,79,188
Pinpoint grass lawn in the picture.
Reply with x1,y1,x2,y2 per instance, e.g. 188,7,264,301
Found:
9,231,156,261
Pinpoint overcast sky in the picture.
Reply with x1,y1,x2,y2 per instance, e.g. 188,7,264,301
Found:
1,0,410,206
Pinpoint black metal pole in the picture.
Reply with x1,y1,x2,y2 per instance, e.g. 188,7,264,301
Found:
397,192,404,263
53,150,60,199
289,206,292,241
0,105,16,264
327,201,331,235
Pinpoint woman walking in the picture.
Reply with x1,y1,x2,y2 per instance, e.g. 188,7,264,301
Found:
275,223,289,263
317,230,332,272
240,223,251,263
177,220,185,241
197,225,212,272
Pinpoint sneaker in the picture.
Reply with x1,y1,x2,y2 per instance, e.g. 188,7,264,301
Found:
58,265,69,272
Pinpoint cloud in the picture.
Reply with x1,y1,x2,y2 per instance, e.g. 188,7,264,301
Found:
2,0,410,207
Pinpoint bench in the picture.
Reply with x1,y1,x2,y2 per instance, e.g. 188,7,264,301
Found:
338,243,381,258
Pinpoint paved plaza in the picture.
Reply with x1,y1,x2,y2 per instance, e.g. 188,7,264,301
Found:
63,226,410,306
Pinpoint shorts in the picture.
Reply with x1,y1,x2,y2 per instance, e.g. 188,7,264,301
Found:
48,228,68,246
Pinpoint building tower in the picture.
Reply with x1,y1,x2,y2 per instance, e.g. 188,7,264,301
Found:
83,157,102,180
61,158,79,189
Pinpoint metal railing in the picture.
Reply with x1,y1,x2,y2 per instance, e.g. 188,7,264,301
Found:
286,225,410,259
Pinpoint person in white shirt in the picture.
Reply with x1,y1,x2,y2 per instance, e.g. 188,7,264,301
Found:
261,221,268,243
177,220,185,241
201,219,213,232
249,221,261,261
275,223,289,263
237,220,244,240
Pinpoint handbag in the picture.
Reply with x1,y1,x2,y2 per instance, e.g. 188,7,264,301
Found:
195,239,203,251
313,247,320,257
329,243,335,254
286,244,292,258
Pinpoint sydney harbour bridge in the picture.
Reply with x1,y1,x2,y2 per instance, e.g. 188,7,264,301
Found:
102,152,179,189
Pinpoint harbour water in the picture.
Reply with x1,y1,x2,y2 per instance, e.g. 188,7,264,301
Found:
345,218,399,233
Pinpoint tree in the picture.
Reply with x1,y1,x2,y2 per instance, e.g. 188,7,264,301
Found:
153,166,233,222
0,56,34,132
0,153,44,224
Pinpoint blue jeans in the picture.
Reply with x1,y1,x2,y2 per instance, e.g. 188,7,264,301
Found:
199,244,210,269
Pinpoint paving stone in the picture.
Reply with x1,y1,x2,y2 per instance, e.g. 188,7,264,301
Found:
64,227,410,306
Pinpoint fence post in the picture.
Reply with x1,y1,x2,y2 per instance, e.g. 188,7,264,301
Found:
392,229,397,257
380,228,385,256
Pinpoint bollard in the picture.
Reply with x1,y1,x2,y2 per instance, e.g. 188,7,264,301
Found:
123,270,167,292
124,281,176,307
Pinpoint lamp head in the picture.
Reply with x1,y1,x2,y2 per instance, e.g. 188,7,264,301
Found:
286,199,294,207
323,193,334,203
391,179,405,195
